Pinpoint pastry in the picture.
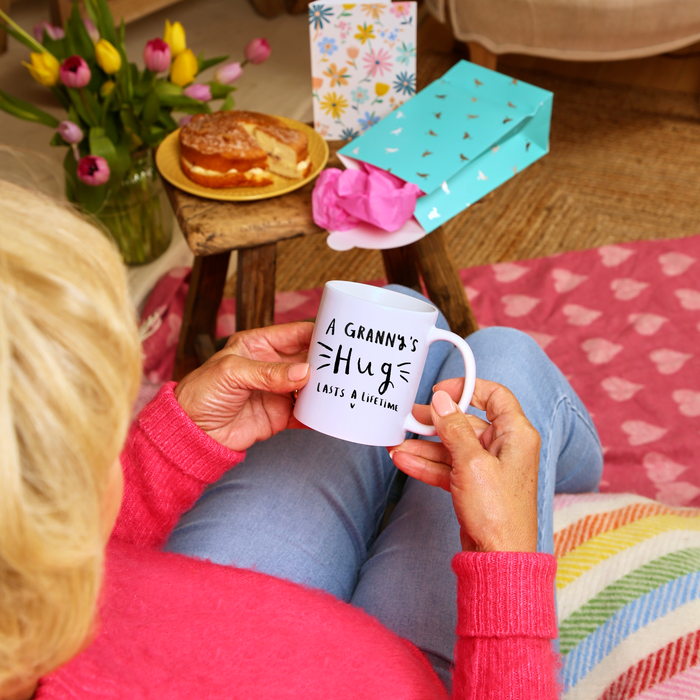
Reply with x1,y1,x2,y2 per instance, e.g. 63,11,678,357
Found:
179,111,311,188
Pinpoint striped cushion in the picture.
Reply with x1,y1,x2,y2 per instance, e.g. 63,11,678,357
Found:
554,493,700,700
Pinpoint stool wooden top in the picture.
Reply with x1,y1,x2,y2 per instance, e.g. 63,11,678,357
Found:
162,141,344,257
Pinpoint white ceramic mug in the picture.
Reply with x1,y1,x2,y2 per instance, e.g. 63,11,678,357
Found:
293,281,477,446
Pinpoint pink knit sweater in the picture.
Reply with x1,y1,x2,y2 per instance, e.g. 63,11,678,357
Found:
37,384,558,699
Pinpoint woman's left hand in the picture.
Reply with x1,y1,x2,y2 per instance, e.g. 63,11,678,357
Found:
174,322,314,452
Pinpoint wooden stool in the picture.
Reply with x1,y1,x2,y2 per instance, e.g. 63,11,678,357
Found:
163,141,478,382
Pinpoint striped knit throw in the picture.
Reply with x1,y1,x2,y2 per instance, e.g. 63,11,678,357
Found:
554,493,700,700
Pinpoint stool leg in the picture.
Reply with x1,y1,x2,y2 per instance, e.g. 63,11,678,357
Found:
236,242,277,331
410,227,479,338
173,252,231,381
381,247,422,293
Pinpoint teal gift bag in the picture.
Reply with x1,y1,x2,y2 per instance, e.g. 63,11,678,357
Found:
338,60,553,234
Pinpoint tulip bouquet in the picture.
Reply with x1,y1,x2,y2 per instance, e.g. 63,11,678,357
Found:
0,0,270,264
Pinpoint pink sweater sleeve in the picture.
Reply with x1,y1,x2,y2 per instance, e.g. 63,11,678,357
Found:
112,382,246,548
451,552,559,700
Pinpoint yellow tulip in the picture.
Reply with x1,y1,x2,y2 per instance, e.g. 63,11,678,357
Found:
375,83,389,96
95,39,122,74
164,20,186,57
100,80,115,97
23,51,60,87
169,48,198,87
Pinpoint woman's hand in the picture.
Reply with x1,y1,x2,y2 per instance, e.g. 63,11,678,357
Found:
174,322,314,452
390,377,540,553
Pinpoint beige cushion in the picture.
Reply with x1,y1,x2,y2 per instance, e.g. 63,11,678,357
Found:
427,0,700,60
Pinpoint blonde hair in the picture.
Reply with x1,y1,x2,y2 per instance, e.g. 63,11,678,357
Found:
0,182,142,684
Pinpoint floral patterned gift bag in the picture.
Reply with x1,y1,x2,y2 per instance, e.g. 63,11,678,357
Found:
309,2,417,140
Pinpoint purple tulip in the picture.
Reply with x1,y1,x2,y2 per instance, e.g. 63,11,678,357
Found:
183,83,212,102
179,114,192,127
214,61,243,85
33,21,65,42
143,38,171,73
77,155,110,186
57,120,83,145
59,56,91,89
83,18,100,44
244,38,270,65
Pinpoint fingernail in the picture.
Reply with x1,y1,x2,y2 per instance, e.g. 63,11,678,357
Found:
433,390,457,417
288,363,309,381
389,450,396,460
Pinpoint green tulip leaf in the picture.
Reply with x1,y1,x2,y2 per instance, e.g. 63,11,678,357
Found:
119,106,143,143
42,33,68,61
89,125,118,167
158,94,211,114
157,110,178,131
220,94,235,111
0,88,60,127
51,86,71,111
92,0,118,46
208,81,235,100
198,55,229,73
142,90,160,126
67,87,96,126
155,80,183,98
67,2,96,61
50,132,69,147
0,7,50,55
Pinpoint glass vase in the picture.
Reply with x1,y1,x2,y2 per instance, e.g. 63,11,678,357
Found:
96,149,172,266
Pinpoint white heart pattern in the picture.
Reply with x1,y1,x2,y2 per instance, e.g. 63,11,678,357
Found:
643,452,687,483
621,420,668,446
563,304,602,326
628,313,668,336
672,389,700,417
649,348,693,375
598,245,635,267
655,482,700,507
493,262,529,283
610,278,649,301
601,376,644,401
675,289,700,310
501,294,540,317
581,338,623,364
523,330,556,350
464,286,480,302
551,268,587,293
658,252,696,277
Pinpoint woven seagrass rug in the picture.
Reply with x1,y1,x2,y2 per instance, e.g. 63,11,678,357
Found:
237,53,700,298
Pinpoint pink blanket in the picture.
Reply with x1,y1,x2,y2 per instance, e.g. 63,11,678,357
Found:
138,236,700,507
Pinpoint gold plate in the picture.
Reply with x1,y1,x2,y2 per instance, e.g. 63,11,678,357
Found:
155,117,329,202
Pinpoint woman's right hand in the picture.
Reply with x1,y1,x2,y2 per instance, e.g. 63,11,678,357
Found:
390,378,541,553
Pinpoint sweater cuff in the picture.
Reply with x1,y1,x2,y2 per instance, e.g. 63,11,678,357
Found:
137,381,245,483
452,551,558,639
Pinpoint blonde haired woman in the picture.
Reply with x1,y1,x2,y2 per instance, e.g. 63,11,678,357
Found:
0,181,601,699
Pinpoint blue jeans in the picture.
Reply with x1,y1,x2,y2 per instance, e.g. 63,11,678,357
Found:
165,285,603,688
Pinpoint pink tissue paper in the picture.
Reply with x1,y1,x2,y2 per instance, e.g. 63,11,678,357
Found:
312,161,422,233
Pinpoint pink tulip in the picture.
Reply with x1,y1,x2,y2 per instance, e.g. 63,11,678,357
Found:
179,115,192,127
77,155,110,186
60,56,91,89
83,18,100,44
57,120,83,144
143,38,171,73
244,38,270,65
214,61,243,84
33,22,65,42
183,83,212,101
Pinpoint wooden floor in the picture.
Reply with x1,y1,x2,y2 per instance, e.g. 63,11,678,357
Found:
228,15,700,297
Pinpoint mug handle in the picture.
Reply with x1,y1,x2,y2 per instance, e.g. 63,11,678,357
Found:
402,326,476,437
